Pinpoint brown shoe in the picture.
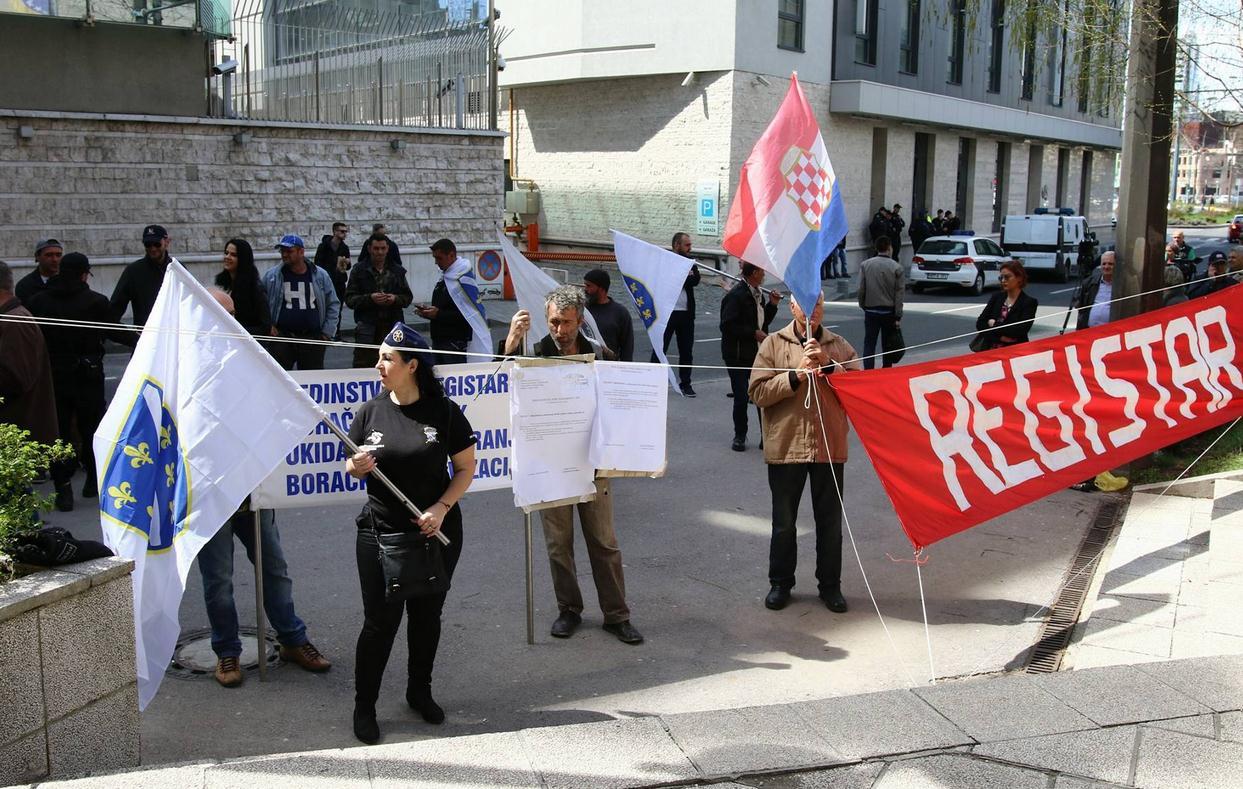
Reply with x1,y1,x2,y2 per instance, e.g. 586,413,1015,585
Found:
215,656,243,688
279,642,331,672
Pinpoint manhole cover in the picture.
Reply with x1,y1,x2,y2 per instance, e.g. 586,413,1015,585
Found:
169,626,279,679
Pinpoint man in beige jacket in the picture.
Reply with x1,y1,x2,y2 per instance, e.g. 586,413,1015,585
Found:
749,293,861,613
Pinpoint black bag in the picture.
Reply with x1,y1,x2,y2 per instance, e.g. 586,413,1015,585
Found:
882,324,906,365
969,333,994,353
375,528,450,602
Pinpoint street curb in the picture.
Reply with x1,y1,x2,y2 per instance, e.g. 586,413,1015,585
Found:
1132,468,1243,499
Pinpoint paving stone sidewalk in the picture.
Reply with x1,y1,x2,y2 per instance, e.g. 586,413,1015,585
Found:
21,653,1243,788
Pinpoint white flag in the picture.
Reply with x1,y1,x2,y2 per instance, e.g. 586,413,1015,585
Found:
496,231,604,355
611,230,694,391
93,261,323,710
441,257,494,360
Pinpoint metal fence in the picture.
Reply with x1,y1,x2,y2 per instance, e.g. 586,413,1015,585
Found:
217,0,495,131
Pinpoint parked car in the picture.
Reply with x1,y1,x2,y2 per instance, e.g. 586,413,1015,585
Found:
1228,215,1243,243
909,235,1011,295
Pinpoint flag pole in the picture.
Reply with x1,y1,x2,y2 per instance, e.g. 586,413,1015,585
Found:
320,417,451,546
693,260,783,299
253,508,268,681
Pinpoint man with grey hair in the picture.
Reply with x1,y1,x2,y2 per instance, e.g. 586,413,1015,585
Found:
500,284,642,645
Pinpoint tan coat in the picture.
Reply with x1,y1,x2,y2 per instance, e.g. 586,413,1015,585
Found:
748,321,861,464
0,297,59,444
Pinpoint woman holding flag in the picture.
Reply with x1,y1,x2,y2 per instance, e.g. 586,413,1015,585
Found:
345,323,477,744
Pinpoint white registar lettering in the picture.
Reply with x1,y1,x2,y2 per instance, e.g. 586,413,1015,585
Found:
963,360,1040,487
1010,350,1086,471
1125,325,1176,428
1090,335,1145,448
910,370,1006,512
1195,306,1243,412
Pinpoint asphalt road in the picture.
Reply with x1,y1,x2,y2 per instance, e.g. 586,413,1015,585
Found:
48,230,1224,765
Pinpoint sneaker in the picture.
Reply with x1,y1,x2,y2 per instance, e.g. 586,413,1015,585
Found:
680,384,697,397
214,656,243,688
602,620,644,644
279,642,331,672
550,610,581,639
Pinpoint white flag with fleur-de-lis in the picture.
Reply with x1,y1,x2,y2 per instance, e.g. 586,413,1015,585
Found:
94,261,322,709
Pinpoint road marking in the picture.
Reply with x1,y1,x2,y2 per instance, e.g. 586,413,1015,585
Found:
1050,286,1077,294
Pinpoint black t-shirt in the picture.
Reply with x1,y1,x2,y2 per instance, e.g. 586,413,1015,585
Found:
348,393,475,532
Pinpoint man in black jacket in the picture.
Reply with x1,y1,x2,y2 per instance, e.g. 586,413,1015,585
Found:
720,263,779,451
344,234,413,368
313,222,351,338
356,223,403,267
111,224,177,342
28,253,116,509
15,238,63,306
651,232,701,396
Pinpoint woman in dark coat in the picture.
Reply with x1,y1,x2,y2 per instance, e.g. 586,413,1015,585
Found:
344,323,476,744
975,260,1038,349
214,239,271,336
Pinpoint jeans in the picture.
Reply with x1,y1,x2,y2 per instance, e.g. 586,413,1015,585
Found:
268,329,326,371
728,368,760,440
767,462,844,594
197,509,307,658
862,309,898,370
652,310,694,387
354,521,463,710
539,478,630,624
821,248,847,279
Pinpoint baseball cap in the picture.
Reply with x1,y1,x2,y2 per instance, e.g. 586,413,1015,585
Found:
275,234,305,249
35,238,63,255
60,252,90,276
1208,250,1227,265
141,225,168,244
584,268,611,291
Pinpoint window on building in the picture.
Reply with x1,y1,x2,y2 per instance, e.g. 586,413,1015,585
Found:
993,141,1011,232
779,0,804,51
1020,22,1037,100
1078,150,1093,215
900,0,921,74
854,0,877,64
1213,169,1223,179
1049,19,1067,107
987,0,1005,93
947,0,966,85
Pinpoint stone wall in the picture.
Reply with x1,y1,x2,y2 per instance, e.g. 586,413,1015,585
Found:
0,557,138,785
0,111,505,272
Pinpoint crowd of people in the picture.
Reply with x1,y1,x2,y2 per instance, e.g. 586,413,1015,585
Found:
4,219,1242,745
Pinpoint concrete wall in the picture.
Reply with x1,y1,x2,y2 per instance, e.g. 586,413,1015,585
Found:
0,558,138,785
0,16,208,117
0,111,505,288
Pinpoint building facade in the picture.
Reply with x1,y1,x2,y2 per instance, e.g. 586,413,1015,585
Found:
496,1,1121,262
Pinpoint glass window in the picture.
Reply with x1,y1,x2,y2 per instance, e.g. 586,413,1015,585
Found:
1050,19,1067,107
988,0,1004,93
900,0,921,74
855,0,877,65
779,0,804,51
1020,22,1037,100
947,0,966,85
921,240,969,256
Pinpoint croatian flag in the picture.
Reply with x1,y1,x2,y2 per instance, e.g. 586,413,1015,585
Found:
723,73,847,314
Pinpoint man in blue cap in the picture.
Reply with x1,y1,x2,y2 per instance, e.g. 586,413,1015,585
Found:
261,234,341,370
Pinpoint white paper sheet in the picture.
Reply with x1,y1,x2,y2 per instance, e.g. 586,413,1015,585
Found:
590,362,668,473
510,361,598,508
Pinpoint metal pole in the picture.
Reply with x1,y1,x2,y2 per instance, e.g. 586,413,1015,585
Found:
314,51,321,123
487,0,498,131
320,417,450,546
378,56,384,125
253,509,267,681
525,511,534,645
455,69,464,129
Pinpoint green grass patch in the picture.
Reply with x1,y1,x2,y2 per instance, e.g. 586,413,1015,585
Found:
1168,206,1234,226
1129,420,1243,486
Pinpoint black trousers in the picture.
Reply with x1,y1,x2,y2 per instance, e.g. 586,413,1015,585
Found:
50,364,106,490
728,368,761,440
862,309,898,370
269,329,326,371
432,338,470,366
353,522,462,711
767,462,844,594
652,310,694,386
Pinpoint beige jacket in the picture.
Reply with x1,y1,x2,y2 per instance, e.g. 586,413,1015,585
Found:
748,321,861,464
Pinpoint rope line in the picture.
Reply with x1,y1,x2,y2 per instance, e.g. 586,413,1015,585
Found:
2,271,1230,374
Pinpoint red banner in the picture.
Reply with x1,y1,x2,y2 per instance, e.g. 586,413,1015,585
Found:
832,286,1243,549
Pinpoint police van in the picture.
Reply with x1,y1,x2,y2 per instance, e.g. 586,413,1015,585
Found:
999,209,1087,282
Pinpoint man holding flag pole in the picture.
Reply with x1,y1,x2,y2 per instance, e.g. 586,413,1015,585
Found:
722,73,857,612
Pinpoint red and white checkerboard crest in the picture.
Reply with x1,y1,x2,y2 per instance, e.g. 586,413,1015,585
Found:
782,146,831,230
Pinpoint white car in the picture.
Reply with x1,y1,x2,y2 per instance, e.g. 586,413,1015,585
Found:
910,235,1012,295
